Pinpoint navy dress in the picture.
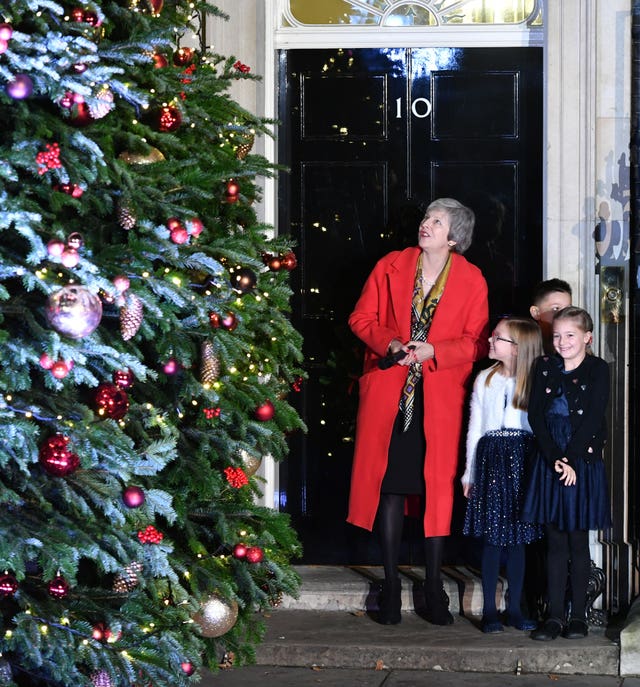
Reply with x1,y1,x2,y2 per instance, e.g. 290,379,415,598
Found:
522,355,612,531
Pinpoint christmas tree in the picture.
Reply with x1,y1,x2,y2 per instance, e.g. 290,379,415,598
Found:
0,1,304,684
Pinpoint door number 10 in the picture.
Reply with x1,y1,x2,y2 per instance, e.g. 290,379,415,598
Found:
395,97,432,119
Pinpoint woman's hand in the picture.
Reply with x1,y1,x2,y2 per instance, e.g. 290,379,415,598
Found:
406,340,435,364
554,459,576,486
463,483,472,499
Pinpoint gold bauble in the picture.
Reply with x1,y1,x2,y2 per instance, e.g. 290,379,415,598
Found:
193,595,238,637
118,147,165,165
240,449,262,478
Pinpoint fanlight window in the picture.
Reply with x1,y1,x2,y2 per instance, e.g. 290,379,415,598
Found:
285,0,542,27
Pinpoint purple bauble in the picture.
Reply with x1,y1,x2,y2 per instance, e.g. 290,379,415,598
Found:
123,485,145,508
6,74,33,100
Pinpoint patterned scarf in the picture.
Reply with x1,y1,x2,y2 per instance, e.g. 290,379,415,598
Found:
398,253,452,432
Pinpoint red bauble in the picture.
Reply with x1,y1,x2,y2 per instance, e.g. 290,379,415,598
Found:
48,575,70,598
268,256,282,271
47,238,66,257
157,105,181,132
149,0,163,13
180,662,195,676
39,353,55,370
221,312,238,331
113,368,134,389
153,52,168,68
209,312,221,328
112,274,130,293
123,485,145,508
166,217,182,231
254,400,275,422
60,247,80,268
186,217,204,236
0,23,13,41
66,232,84,250
173,47,194,66
170,226,189,244
282,251,298,270
95,382,130,420
39,435,80,476
232,543,247,559
68,102,94,127
225,180,239,203
163,359,178,375
231,267,257,294
245,546,264,564
51,360,71,379
0,573,18,597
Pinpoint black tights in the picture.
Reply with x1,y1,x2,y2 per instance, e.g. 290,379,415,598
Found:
546,524,590,620
378,493,445,582
481,542,526,622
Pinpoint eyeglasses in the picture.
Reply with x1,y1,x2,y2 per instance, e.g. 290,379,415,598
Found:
490,331,517,345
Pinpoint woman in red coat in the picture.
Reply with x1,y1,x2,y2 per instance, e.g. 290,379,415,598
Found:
348,198,489,625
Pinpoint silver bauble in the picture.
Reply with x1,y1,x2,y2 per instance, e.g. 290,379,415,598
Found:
193,595,238,637
240,449,262,478
46,285,102,339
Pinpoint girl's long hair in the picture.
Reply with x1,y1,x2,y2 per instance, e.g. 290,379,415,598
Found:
485,316,544,410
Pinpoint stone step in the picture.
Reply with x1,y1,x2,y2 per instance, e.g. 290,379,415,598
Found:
258,566,620,676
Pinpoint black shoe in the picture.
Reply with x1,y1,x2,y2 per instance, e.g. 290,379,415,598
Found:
531,618,564,641
563,618,588,639
378,578,402,625
423,580,454,626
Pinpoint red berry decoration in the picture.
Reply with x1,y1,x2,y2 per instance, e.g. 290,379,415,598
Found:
112,368,134,389
48,575,70,599
0,573,18,597
137,525,164,544
254,400,275,422
39,435,80,477
245,546,264,564
232,543,247,559
224,466,249,488
94,382,130,420
203,407,221,419
123,486,145,508
157,105,182,132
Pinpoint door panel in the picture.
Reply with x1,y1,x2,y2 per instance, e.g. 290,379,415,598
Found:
279,47,542,564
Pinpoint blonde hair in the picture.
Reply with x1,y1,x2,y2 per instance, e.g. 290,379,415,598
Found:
553,306,594,354
485,316,544,410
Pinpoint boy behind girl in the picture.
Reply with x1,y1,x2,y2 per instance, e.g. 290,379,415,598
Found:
529,279,572,353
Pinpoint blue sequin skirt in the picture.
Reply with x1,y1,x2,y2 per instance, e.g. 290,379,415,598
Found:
521,414,612,531
463,429,543,546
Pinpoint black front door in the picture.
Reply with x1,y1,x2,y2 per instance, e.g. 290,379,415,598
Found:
278,47,542,564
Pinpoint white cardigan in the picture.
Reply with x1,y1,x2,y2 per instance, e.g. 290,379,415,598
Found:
461,366,532,487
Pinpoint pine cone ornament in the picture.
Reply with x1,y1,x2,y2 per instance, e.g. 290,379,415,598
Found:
200,340,220,384
235,133,254,160
113,561,143,592
90,670,112,687
117,204,137,230
120,293,143,340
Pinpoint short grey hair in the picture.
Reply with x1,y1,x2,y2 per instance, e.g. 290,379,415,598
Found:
425,198,475,254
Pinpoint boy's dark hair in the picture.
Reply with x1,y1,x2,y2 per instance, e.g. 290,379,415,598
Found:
531,278,572,306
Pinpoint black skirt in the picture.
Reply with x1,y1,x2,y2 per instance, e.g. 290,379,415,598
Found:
381,379,426,495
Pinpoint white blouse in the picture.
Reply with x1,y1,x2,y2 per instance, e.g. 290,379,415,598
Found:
461,366,532,487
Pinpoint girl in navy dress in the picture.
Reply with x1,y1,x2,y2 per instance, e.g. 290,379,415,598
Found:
462,316,544,633
523,307,611,641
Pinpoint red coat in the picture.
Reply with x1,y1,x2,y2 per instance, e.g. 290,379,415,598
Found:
347,248,489,536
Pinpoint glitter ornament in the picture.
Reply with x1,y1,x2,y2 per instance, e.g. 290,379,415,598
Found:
156,105,182,132
117,204,136,230
113,368,134,389
231,267,257,294
0,659,12,682
118,147,165,165
123,486,145,508
200,341,220,385
0,572,18,597
120,292,143,340
192,595,238,638
254,400,275,422
39,435,80,476
239,449,262,477
6,74,33,99
48,575,70,598
112,275,130,293
112,561,142,592
88,87,113,119
90,670,112,687
94,382,130,420
235,133,254,160
245,546,264,564
46,285,103,339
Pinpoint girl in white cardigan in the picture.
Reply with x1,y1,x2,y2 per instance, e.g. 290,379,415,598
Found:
462,316,544,633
